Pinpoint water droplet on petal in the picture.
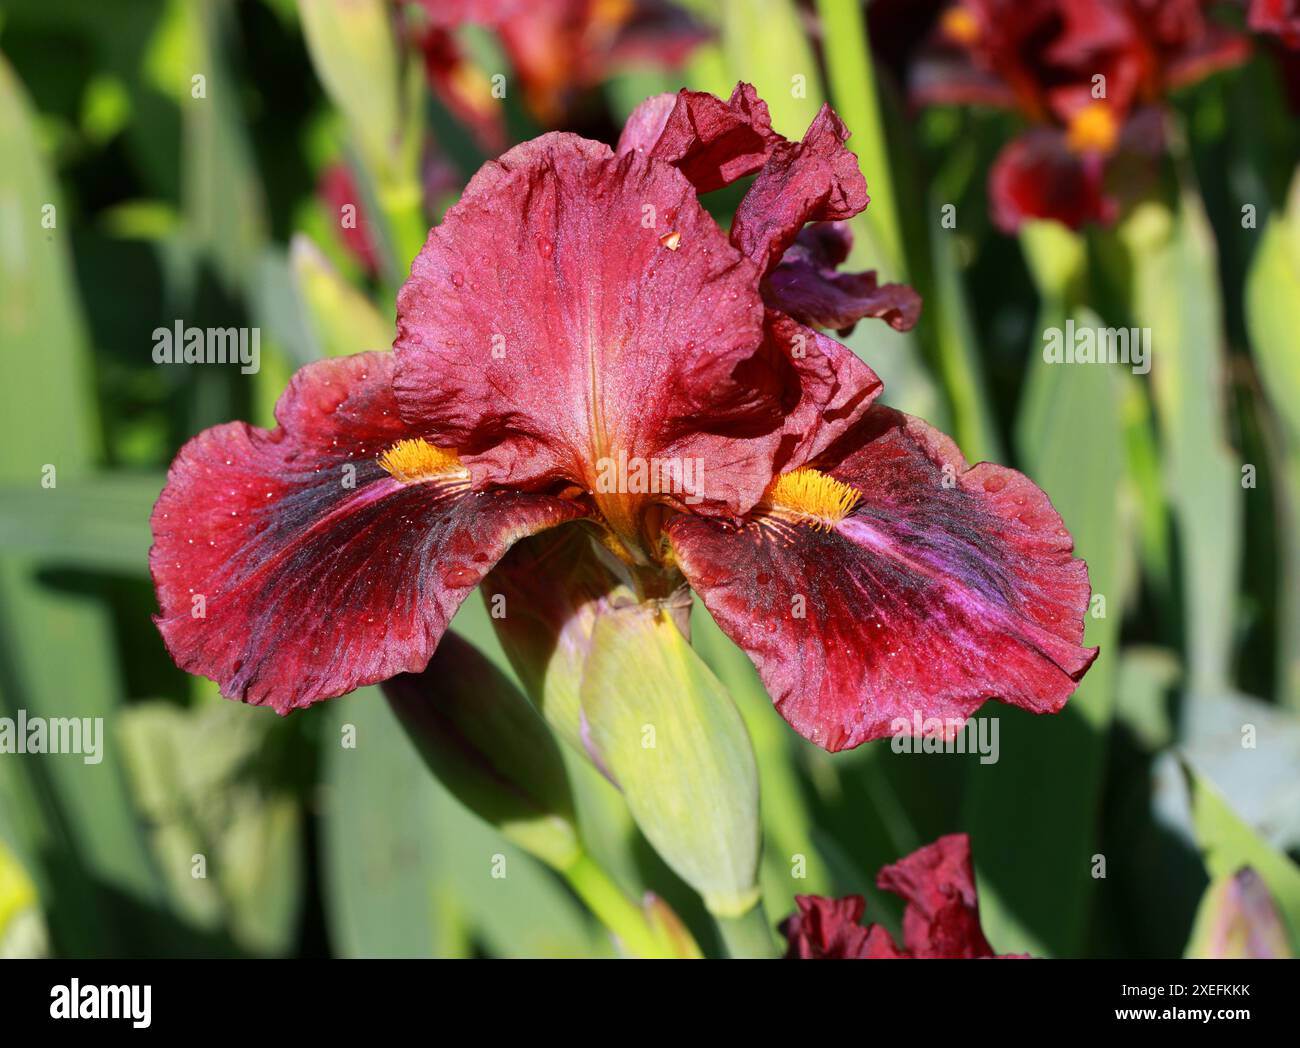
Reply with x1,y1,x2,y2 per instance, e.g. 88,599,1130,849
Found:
441,566,476,588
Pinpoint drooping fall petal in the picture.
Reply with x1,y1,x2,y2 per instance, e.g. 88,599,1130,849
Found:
150,352,584,712
666,405,1096,752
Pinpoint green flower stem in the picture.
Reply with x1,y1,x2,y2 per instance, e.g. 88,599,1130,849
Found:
562,852,673,959
716,901,779,959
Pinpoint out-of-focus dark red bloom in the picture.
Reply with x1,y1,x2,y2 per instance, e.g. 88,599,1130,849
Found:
411,0,708,126
781,834,1019,959
317,163,381,278
915,0,1249,231
1251,0,1300,48
152,84,1093,751
410,23,508,154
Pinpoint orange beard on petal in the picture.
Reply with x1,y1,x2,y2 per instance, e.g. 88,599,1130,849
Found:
757,467,862,532
377,438,469,485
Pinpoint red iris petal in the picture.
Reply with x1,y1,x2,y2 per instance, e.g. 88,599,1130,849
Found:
782,834,1018,959
618,82,782,192
666,406,1096,752
150,352,583,712
765,222,921,335
730,105,869,275
394,132,795,520
875,833,996,959
780,895,879,960
762,310,883,474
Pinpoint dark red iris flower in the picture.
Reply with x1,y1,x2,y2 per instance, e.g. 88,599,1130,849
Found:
915,0,1250,231
781,834,1021,959
410,0,708,127
1251,0,1300,48
151,84,1094,752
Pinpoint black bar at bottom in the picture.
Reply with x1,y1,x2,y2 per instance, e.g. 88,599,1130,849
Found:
0,957,1288,1035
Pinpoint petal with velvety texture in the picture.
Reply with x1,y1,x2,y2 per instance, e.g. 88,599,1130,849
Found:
765,222,921,335
666,405,1096,752
151,352,583,712
875,833,996,959
780,895,882,960
762,310,883,474
617,82,782,192
394,133,797,536
730,105,869,274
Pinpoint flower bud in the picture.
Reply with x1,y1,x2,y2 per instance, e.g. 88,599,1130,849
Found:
384,632,580,871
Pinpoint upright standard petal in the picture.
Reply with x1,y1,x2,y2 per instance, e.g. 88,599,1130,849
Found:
151,352,583,712
617,82,782,192
666,406,1096,751
730,106,869,275
394,133,793,545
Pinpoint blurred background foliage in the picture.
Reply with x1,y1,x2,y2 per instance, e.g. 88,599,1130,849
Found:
1,0,1298,958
